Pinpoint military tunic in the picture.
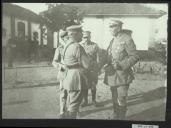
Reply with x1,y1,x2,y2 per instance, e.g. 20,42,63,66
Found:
61,40,90,113
81,41,99,87
104,31,139,86
62,41,90,91
52,44,68,115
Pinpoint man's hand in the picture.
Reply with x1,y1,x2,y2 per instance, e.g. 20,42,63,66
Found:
112,61,122,70
100,64,110,74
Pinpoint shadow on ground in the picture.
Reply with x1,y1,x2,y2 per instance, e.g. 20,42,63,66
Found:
4,82,59,90
80,87,166,119
127,104,166,121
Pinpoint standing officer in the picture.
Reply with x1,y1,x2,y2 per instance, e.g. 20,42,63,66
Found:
102,19,139,120
80,31,100,107
62,25,90,119
52,30,69,119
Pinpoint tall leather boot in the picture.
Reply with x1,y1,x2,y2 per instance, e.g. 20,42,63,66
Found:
91,88,97,106
118,106,127,120
112,103,119,120
81,89,88,107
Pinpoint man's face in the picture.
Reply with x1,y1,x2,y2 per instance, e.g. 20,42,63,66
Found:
82,35,91,43
62,36,69,43
109,24,121,36
75,30,83,42
68,29,83,42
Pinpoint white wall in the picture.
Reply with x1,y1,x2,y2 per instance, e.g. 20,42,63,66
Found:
155,14,168,41
15,17,28,37
82,17,150,50
2,15,11,46
82,17,104,48
31,22,41,45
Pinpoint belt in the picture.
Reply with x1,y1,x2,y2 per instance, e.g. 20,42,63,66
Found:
67,64,82,69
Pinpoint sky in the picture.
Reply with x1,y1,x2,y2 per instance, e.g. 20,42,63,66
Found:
12,3,168,14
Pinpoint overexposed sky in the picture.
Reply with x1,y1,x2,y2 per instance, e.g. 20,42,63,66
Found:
12,3,168,14
12,3,48,14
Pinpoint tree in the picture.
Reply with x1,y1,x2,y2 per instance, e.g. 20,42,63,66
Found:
40,3,84,46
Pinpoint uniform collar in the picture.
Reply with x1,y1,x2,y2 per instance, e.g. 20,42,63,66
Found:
83,41,92,45
113,30,122,39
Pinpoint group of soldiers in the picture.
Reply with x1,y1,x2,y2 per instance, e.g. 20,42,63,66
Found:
52,19,139,119
6,33,39,67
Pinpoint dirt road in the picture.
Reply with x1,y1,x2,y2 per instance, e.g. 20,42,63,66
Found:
2,72,166,121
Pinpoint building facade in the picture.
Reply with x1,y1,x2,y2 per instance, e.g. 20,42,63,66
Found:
2,3,55,61
64,3,166,50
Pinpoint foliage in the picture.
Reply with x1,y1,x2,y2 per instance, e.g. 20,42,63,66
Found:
40,3,85,32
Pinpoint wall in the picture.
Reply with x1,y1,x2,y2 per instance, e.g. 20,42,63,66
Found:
2,15,11,46
82,16,151,50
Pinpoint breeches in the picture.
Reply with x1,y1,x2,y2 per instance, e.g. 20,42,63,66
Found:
87,71,98,88
110,85,129,106
67,90,84,113
60,88,68,114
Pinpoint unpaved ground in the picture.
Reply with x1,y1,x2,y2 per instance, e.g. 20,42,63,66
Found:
2,65,166,120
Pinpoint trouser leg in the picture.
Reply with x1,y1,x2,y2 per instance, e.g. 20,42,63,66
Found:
110,87,119,119
117,96,127,120
81,89,88,107
67,90,83,119
91,85,98,107
59,89,68,118
117,85,129,120
91,86,96,102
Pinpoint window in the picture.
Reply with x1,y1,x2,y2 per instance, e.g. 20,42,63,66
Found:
17,22,25,39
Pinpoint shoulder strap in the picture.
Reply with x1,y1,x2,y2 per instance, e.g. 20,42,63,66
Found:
107,38,114,53
62,42,73,60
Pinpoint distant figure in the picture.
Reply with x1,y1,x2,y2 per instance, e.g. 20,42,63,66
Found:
28,33,39,62
6,37,16,67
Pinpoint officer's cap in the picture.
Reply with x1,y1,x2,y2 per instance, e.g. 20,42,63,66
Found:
109,19,123,26
83,31,91,37
59,31,67,38
66,25,82,32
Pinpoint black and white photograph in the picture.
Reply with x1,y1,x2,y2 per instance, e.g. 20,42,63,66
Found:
2,3,168,121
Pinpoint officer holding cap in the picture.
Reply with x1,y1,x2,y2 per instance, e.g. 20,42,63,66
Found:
80,31,100,107
61,24,90,119
52,30,69,119
102,19,139,119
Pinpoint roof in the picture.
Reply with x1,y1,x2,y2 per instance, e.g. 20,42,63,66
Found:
2,3,42,23
66,3,166,18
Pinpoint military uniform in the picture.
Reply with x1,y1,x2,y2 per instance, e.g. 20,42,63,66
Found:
103,19,139,119
52,31,68,118
80,31,100,106
62,25,90,119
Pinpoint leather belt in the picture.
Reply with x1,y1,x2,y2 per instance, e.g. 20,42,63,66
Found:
67,64,82,69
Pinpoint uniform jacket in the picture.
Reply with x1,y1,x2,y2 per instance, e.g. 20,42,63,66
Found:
81,41,100,86
62,40,90,91
104,31,139,86
52,45,64,65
